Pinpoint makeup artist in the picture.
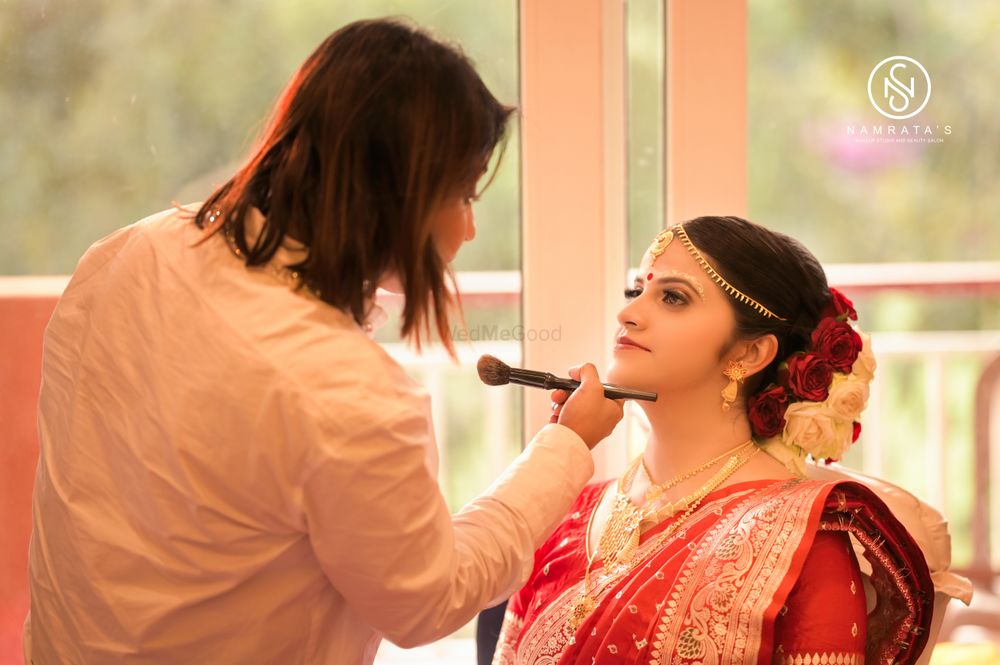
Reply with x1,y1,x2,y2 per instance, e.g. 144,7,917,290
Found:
25,18,623,665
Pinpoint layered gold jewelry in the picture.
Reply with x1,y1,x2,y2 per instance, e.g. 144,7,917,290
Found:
721,360,748,412
646,223,788,321
568,441,760,630
596,439,753,572
640,439,755,516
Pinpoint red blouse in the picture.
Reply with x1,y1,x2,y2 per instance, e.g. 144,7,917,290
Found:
773,529,868,663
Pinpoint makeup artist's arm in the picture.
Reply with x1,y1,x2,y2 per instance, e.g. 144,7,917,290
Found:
301,371,614,647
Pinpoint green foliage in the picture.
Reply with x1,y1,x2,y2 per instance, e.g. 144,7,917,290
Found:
747,0,1000,263
0,0,521,274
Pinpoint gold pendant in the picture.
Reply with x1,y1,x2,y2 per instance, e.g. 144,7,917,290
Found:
600,495,643,568
568,594,596,630
616,515,641,567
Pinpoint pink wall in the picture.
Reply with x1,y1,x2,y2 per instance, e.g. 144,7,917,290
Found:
0,292,59,664
666,0,748,223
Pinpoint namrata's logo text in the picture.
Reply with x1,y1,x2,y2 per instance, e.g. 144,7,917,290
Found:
867,56,931,120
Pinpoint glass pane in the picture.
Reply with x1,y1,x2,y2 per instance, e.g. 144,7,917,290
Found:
623,0,665,457
625,0,665,270
748,0,1000,571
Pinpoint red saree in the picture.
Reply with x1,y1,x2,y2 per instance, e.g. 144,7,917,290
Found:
493,478,933,665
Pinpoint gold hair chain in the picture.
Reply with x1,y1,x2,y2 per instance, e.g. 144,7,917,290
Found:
648,224,788,322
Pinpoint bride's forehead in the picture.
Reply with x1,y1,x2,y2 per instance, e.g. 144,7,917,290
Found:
637,240,703,275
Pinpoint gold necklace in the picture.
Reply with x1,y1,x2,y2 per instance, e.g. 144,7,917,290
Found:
596,439,754,572
568,445,759,631
640,439,755,504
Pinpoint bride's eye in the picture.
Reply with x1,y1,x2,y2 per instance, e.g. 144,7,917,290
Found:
623,287,642,300
662,289,687,305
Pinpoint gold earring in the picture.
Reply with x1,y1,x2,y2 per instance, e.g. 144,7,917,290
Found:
721,360,748,411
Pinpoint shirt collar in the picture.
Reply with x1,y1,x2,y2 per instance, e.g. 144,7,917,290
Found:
242,207,387,338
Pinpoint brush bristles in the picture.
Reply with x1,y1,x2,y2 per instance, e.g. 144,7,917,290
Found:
477,355,510,386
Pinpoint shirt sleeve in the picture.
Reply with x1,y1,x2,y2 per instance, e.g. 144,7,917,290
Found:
301,397,594,648
772,530,868,664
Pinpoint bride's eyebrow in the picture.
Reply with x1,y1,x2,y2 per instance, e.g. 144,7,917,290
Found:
634,272,706,301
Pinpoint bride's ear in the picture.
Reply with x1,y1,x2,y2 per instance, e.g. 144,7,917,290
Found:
734,333,780,377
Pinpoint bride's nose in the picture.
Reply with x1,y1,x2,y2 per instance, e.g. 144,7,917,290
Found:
617,298,644,329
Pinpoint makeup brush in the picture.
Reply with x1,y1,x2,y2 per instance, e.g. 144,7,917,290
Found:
476,354,657,402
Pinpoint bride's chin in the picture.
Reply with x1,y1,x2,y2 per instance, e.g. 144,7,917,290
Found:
606,364,635,387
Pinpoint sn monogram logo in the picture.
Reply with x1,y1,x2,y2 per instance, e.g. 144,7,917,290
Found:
867,56,932,120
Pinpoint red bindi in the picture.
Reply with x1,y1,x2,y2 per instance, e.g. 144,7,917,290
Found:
646,272,654,281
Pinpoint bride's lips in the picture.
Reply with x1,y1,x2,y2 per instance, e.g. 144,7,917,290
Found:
615,335,650,351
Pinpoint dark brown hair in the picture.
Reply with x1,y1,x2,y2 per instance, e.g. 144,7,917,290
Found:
684,216,832,397
194,18,515,357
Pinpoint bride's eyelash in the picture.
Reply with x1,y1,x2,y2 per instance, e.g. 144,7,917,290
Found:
623,287,688,304
663,290,687,304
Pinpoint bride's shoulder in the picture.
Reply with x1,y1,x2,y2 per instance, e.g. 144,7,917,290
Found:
742,477,851,508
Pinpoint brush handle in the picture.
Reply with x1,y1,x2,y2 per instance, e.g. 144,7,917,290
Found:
507,367,657,402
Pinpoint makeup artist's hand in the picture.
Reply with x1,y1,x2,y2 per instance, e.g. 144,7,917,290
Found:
550,363,624,450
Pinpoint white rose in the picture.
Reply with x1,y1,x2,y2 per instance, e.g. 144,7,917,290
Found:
851,332,876,382
782,402,851,461
827,373,870,421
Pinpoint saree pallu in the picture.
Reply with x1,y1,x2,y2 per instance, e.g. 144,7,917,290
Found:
494,478,933,665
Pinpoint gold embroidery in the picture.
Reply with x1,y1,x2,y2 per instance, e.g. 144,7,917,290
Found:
676,627,706,658
491,608,524,665
649,480,827,665
512,490,759,663
778,653,863,665
507,482,851,664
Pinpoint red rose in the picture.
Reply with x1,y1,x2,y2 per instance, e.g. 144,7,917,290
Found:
811,318,863,373
787,353,834,401
747,386,790,439
852,421,862,442
820,288,858,321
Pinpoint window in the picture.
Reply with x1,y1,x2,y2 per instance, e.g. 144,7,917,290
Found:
747,0,1000,573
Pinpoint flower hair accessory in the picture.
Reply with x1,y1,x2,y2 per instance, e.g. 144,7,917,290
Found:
747,288,875,477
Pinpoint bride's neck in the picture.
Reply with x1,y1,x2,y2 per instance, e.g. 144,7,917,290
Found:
638,383,754,484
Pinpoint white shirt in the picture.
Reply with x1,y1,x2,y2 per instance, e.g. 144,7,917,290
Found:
25,206,594,664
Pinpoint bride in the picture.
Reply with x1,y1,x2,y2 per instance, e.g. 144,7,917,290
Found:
493,216,933,664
